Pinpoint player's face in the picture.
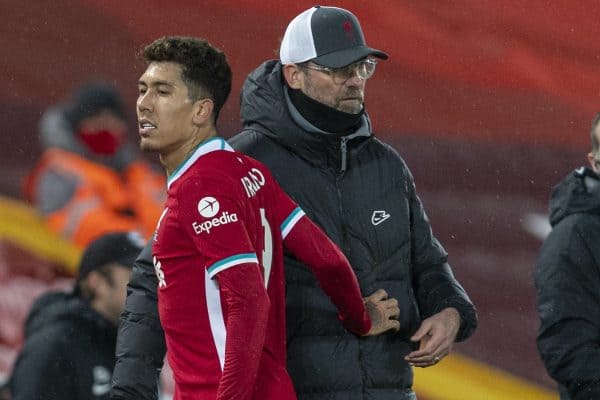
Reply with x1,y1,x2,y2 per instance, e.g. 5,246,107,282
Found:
298,64,367,114
137,62,197,155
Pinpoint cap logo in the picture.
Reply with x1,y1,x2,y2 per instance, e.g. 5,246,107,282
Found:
342,20,356,43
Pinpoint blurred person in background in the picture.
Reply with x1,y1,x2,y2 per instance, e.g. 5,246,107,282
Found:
5,231,144,400
110,6,477,400
535,113,600,400
23,82,165,248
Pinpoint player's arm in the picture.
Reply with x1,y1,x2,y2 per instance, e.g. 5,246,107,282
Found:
283,212,399,336
213,262,270,400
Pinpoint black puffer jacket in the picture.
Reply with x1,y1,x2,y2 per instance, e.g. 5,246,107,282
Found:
10,291,118,400
110,61,477,400
535,167,600,400
232,60,476,399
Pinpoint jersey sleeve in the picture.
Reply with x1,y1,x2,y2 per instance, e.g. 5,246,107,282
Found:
267,177,305,240
214,265,270,400
177,177,259,278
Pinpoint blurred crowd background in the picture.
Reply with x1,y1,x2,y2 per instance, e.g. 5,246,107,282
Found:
3,1,599,399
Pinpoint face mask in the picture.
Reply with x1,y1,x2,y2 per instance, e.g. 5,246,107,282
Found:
77,129,123,156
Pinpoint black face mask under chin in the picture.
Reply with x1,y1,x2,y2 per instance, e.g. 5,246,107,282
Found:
287,87,364,135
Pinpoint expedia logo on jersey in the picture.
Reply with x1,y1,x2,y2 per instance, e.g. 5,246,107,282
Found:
192,196,239,234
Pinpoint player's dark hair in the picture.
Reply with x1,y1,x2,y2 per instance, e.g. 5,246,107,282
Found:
143,36,232,124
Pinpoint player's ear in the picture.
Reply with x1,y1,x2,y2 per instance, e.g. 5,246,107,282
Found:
193,98,214,125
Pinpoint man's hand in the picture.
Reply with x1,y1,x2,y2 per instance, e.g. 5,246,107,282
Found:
404,307,460,367
363,289,400,336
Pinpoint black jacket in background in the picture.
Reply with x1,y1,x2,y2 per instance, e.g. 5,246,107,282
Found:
110,61,477,400
10,291,118,400
535,167,600,400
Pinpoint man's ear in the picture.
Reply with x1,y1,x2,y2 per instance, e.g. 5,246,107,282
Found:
82,270,106,299
193,99,214,125
282,64,303,89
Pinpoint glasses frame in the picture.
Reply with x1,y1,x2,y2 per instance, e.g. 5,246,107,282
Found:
298,57,378,84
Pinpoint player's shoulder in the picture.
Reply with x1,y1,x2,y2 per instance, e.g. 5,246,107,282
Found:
175,149,277,199
172,156,238,194
205,150,274,181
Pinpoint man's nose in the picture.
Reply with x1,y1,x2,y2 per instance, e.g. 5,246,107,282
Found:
345,71,365,87
137,93,152,112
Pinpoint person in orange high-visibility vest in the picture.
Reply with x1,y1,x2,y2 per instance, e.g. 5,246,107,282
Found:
24,82,166,248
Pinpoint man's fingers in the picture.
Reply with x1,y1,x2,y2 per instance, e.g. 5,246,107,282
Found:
386,304,400,320
388,319,400,332
366,288,389,302
363,289,402,336
407,356,441,368
410,322,431,342
367,318,400,335
422,332,444,353
384,299,399,314
406,335,449,362
406,349,448,367
384,298,398,308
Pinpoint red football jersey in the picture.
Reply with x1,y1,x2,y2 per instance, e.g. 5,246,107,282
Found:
153,137,370,400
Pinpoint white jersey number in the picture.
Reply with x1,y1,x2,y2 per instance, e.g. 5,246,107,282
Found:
260,208,273,288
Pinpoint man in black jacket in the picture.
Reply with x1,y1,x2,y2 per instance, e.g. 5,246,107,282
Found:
111,6,476,400
8,231,143,400
535,114,600,400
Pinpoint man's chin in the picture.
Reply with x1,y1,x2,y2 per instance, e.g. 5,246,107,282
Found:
140,140,159,153
338,101,363,114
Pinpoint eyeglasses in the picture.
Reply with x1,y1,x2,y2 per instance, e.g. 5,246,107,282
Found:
299,58,378,84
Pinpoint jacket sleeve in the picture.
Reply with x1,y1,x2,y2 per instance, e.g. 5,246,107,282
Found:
535,220,600,399
111,240,166,400
10,330,76,400
404,163,477,342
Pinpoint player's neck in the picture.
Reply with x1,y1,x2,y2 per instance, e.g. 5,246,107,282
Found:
161,129,218,176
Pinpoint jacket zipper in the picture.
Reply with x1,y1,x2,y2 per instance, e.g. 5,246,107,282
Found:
340,137,348,173
336,137,348,244
336,137,348,223
336,137,350,266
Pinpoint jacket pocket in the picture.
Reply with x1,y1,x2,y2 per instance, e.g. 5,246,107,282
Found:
372,242,421,341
